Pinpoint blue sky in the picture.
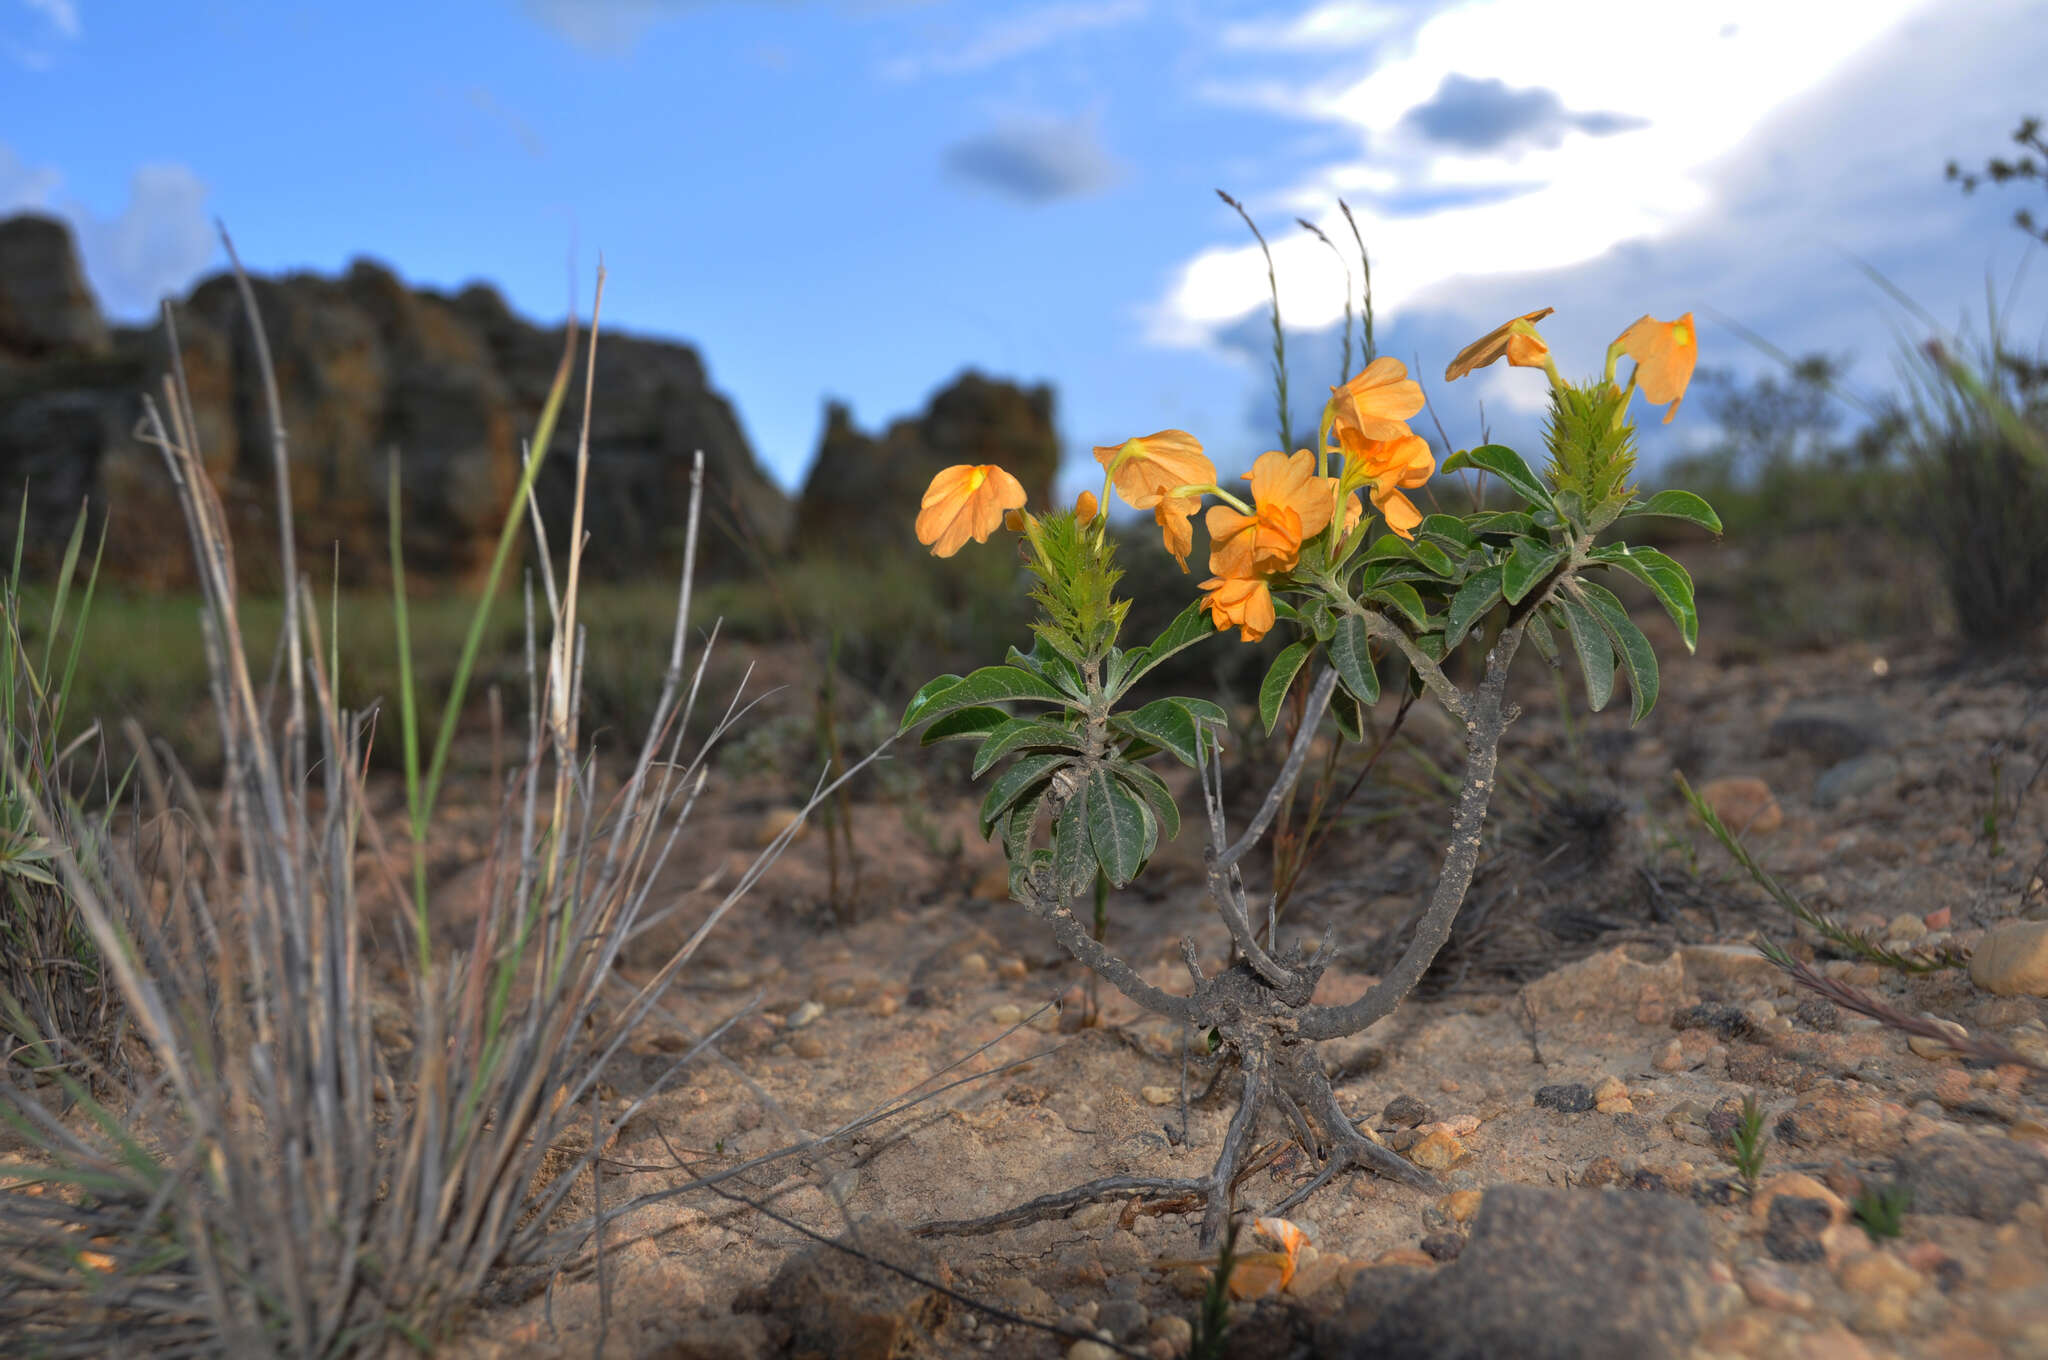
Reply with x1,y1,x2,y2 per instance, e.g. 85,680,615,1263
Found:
4,0,2045,507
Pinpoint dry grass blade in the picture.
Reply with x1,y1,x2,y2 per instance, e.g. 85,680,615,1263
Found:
0,248,887,1355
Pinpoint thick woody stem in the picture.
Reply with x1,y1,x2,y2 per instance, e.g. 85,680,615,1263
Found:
1294,616,1527,1042
1035,896,1198,1024
1356,608,1468,721
1201,1047,1270,1245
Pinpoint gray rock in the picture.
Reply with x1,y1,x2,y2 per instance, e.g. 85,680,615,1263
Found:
1094,1297,1148,1341
1890,1133,2048,1223
1332,1185,1719,1360
1813,752,1902,809
0,214,108,359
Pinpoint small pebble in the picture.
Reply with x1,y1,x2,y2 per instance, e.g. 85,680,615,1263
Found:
787,1000,824,1030
1592,1075,1628,1103
1653,1038,1686,1071
1147,1315,1193,1350
996,956,1030,981
988,1003,1024,1025
1906,1014,1968,1060
1140,1085,1177,1107
1383,1093,1435,1128
1534,1083,1595,1114
960,952,991,976
1066,1342,1116,1360
791,1035,827,1060
1886,912,1928,943
1409,1129,1468,1171
870,992,900,1018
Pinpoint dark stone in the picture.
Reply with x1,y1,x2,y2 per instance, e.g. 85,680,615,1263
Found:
1890,1134,2048,1223
1627,1169,1673,1195
1331,1185,1717,1360
1534,1083,1596,1114
1419,1231,1464,1261
1670,1003,1756,1042
1764,1196,1831,1262
1767,709,1884,763
1792,998,1841,1032
1383,1093,1436,1128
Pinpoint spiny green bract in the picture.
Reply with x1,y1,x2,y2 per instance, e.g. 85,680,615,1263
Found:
1545,378,1639,512
1026,509,1130,663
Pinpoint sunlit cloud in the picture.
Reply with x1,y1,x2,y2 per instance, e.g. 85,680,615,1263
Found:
1152,0,1927,348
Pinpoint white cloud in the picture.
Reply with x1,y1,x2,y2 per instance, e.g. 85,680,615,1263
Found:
0,144,216,318
1151,0,1929,348
878,0,1146,81
1217,1,1398,51
21,0,78,38
81,163,216,316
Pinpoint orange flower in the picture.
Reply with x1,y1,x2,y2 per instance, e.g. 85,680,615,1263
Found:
1197,573,1277,642
1154,496,1201,572
1093,429,1215,568
1074,489,1099,524
1615,312,1697,423
1093,429,1215,509
916,463,1027,557
1330,356,1425,443
1444,307,1556,381
1338,428,1435,540
1206,449,1339,577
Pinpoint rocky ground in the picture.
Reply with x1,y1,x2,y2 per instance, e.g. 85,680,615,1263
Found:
399,624,2048,1360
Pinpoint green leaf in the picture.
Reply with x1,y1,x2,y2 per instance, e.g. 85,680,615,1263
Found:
1114,598,1215,695
1575,580,1661,723
1361,532,1455,578
1443,564,1505,650
1364,581,1429,631
1330,685,1366,741
1524,608,1560,665
1552,595,1616,713
1119,698,1202,768
1115,763,1182,845
899,673,964,731
1329,614,1380,705
1419,514,1478,550
1176,697,1228,727
918,705,1011,746
973,718,1086,777
901,664,1074,733
1258,641,1314,735
1465,510,1539,539
1618,489,1722,534
1087,768,1149,887
978,752,1069,837
1589,543,1698,654
1054,780,1095,897
1502,538,1565,606
1003,783,1049,864
1442,443,1555,509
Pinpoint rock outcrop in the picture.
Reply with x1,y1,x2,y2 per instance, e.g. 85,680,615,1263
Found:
0,214,787,586
0,212,1068,591
794,372,1060,558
